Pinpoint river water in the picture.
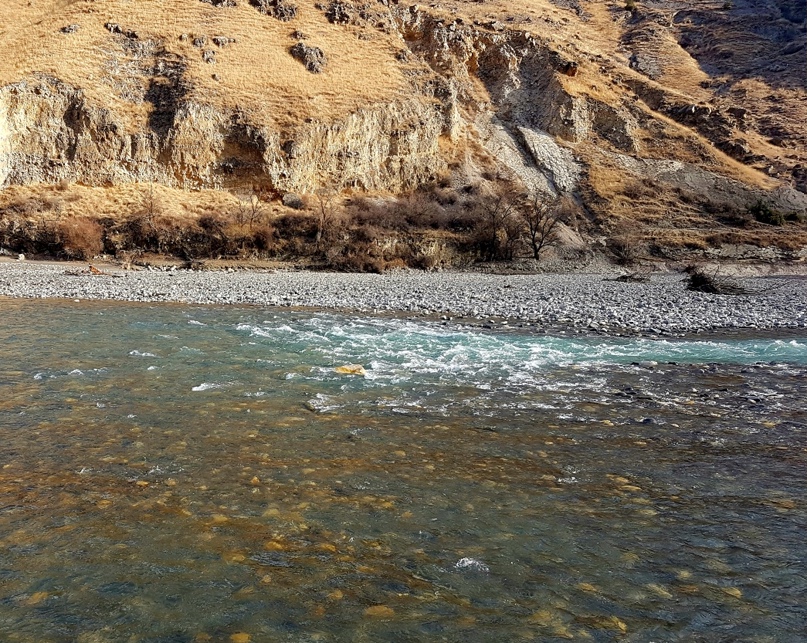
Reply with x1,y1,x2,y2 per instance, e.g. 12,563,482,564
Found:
1,299,806,642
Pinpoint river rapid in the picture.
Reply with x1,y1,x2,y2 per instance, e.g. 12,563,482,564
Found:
1,299,806,641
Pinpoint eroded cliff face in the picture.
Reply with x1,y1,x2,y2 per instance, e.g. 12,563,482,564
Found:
0,77,448,193
0,2,722,197
0,0,805,229
394,6,640,150
391,4,807,216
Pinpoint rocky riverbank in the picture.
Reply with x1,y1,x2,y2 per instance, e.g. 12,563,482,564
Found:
1,260,806,335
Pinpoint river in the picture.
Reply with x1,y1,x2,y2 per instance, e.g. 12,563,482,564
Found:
1,299,805,641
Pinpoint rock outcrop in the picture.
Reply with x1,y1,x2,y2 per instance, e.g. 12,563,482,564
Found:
0,0,804,236
0,76,447,193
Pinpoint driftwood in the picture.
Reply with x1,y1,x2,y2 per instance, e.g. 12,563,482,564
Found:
606,272,651,283
683,265,749,295
64,264,124,278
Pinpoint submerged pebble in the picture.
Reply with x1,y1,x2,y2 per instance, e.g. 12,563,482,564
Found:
1,297,805,641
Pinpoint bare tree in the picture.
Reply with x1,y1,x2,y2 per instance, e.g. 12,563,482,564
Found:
521,194,565,260
132,179,163,253
314,188,337,251
141,180,159,228
477,192,519,261
235,186,265,230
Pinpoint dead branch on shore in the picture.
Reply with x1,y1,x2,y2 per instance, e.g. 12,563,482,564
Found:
606,272,651,283
63,264,124,277
683,265,749,295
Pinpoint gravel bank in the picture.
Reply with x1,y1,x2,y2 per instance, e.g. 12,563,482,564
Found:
1,261,806,334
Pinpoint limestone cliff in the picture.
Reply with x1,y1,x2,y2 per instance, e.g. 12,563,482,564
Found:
0,77,447,192
1,0,805,257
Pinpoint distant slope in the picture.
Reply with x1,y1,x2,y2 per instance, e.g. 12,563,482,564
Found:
1,0,805,263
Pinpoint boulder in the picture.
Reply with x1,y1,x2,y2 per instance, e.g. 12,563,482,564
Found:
290,43,327,73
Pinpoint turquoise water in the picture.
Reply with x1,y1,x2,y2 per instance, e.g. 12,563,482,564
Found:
1,299,806,641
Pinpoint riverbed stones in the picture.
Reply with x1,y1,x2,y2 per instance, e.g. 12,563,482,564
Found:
1,263,805,335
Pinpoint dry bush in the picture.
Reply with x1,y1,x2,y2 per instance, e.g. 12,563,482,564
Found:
749,200,786,226
684,265,749,295
469,192,520,261
275,212,317,240
111,214,194,258
348,195,410,231
395,192,449,230
0,216,60,256
348,191,481,235
198,212,227,233
57,218,104,259
250,224,276,253
273,212,318,256
607,235,640,266
383,257,409,271
184,216,230,258
324,242,385,273
1,195,63,218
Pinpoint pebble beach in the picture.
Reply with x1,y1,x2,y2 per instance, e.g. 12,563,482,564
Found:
1,260,806,334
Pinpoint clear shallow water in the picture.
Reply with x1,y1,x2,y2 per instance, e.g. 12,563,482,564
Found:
1,299,806,642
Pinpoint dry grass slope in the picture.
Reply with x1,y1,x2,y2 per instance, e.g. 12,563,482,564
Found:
1,0,410,131
1,0,805,265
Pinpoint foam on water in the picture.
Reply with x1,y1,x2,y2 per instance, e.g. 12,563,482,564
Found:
233,316,807,391
191,382,223,392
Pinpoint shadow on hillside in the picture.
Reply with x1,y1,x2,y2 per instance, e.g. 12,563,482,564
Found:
673,0,806,91
145,53,189,137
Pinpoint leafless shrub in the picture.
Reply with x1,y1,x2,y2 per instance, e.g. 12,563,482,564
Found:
57,218,104,260
314,189,339,250
683,265,749,295
251,224,276,253
139,181,160,227
474,191,519,261
273,212,317,256
325,242,386,273
520,194,566,260
608,235,640,266
0,215,59,256
234,187,266,230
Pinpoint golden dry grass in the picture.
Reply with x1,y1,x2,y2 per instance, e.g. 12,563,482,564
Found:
1,0,411,131
0,181,241,222
2,0,803,259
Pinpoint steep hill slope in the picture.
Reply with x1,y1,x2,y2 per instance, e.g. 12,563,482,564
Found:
1,0,805,264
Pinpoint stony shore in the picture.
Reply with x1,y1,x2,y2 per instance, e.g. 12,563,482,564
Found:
1,260,806,335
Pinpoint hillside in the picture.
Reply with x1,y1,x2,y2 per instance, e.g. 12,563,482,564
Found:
1,0,806,267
